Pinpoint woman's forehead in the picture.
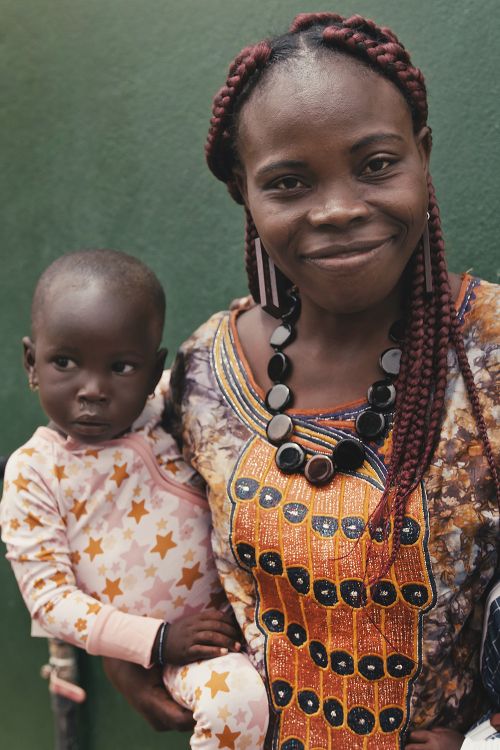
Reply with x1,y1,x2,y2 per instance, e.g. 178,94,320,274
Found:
237,53,414,157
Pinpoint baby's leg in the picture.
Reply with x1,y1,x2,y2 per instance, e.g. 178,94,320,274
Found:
164,651,269,749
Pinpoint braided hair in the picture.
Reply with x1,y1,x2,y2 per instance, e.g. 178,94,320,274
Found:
205,13,499,578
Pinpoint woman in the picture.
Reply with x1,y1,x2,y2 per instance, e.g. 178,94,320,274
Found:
106,13,499,749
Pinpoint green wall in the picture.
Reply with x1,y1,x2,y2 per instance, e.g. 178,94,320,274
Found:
0,1,498,747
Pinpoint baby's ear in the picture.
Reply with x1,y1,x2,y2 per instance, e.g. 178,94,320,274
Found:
22,336,38,390
150,347,168,393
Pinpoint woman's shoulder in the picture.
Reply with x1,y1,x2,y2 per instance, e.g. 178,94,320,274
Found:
177,310,229,359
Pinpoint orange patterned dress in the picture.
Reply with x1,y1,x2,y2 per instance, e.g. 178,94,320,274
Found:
170,275,499,749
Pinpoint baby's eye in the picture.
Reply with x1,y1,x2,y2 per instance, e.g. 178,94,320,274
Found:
53,356,76,370
271,176,306,191
112,362,135,374
363,157,392,175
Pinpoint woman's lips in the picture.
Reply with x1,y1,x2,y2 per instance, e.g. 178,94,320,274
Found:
301,238,393,271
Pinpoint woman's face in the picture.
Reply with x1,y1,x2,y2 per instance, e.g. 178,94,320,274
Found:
235,53,430,315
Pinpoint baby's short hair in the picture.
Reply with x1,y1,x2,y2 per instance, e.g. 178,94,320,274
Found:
32,248,166,338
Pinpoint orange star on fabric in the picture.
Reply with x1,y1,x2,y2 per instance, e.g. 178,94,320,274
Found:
84,537,103,561
20,447,36,457
205,670,230,698
85,449,99,458
151,531,177,559
13,473,31,492
70,499,88,521
201,728,212,739
164,460,180,475
111,463,129,487
25,512,42,530
102,578,123,603
215,724,240,749
87,602,101,615
176,562,203,591
50,571,68,586
127,499,149,524
34,578,46,590
9,518,20,531
53,465,67,481
74,618,87,633
37,546,55,562
69,551,81,566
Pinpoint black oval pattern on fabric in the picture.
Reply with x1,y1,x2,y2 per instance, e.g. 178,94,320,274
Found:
368,519,392,543
380,707,404,732
234,477,259,500
262,610,285,633
311,515,338,537
259,486,282,509
402,583,429,607
386,653,415,678
370,580,397,607
280,740,304,750
282,502,308,524
400,516,421,545
323,698,344,727
235,542,256,568
287,623,307,647
330,650,354,676
259,551,283,576
313,579,338,607
272,679,293,707
298,690,320,715
358,655,385,681
341,516,365,539
309,641,328,669
287,566,310,595
347,706,376,735
340,579,367,608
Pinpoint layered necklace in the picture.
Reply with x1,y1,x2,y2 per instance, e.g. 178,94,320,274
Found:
264,290,404,486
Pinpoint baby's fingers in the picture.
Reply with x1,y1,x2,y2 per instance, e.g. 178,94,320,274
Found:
186,644,232,662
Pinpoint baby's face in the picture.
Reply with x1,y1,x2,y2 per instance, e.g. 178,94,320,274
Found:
26,280,165,444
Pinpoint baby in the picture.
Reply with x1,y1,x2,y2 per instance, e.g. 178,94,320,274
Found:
0,249,268,748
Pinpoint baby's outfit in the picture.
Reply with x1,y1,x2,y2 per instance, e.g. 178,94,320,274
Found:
0,374,268,749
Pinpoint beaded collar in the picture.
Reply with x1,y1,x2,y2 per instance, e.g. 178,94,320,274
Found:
264,291,404,485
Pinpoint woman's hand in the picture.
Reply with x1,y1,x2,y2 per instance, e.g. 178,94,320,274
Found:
102,657,194,732
406,727,465,750
162,610,242,665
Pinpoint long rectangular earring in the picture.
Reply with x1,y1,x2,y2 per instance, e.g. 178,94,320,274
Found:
255,238,290,318
423,212,433,295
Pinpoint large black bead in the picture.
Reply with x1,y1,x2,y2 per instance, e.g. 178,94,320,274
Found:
268,351,291,382
267,413,293,444
333,438,366,472
379,347,402,377
270,323,294,350
282,293,301,324
266,383,292,412
304,454,335,485
276,442,306,473
389,319,405,343
367,380,396,410
355,409,386,440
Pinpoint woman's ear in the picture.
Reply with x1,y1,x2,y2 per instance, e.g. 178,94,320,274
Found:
150,347,168,394
22,336,38,391
415,126,431,175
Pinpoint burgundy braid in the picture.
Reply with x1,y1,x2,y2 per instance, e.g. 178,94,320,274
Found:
205,13,499,581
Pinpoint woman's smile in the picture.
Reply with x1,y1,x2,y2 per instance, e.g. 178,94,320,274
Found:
300,236,396,272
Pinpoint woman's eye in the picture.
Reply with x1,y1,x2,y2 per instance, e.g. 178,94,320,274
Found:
53,356,76,369
364,158,392,175
271,176,305,191
112,362,135,374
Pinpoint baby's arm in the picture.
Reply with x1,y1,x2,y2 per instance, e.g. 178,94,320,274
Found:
1,452,161,667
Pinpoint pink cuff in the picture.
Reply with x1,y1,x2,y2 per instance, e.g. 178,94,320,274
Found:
87,605,163,668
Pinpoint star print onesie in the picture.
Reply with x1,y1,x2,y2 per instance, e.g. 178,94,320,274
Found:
0,372,268,750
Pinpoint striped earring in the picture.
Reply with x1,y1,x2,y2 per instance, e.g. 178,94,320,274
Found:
423,211,433,295
255,238,291,318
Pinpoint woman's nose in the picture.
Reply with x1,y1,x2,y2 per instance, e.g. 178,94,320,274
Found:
307,182,370,228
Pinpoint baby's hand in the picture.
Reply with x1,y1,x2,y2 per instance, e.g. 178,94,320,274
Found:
406,727,465,750
162,610,242,665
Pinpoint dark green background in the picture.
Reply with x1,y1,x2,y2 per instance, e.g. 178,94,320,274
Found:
0,1,498,747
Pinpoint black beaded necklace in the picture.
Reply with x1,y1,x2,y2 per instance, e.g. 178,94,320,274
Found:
265,291,404,486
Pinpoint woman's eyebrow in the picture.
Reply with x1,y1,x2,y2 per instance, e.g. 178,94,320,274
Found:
256,160,306,178
350,133,405,153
